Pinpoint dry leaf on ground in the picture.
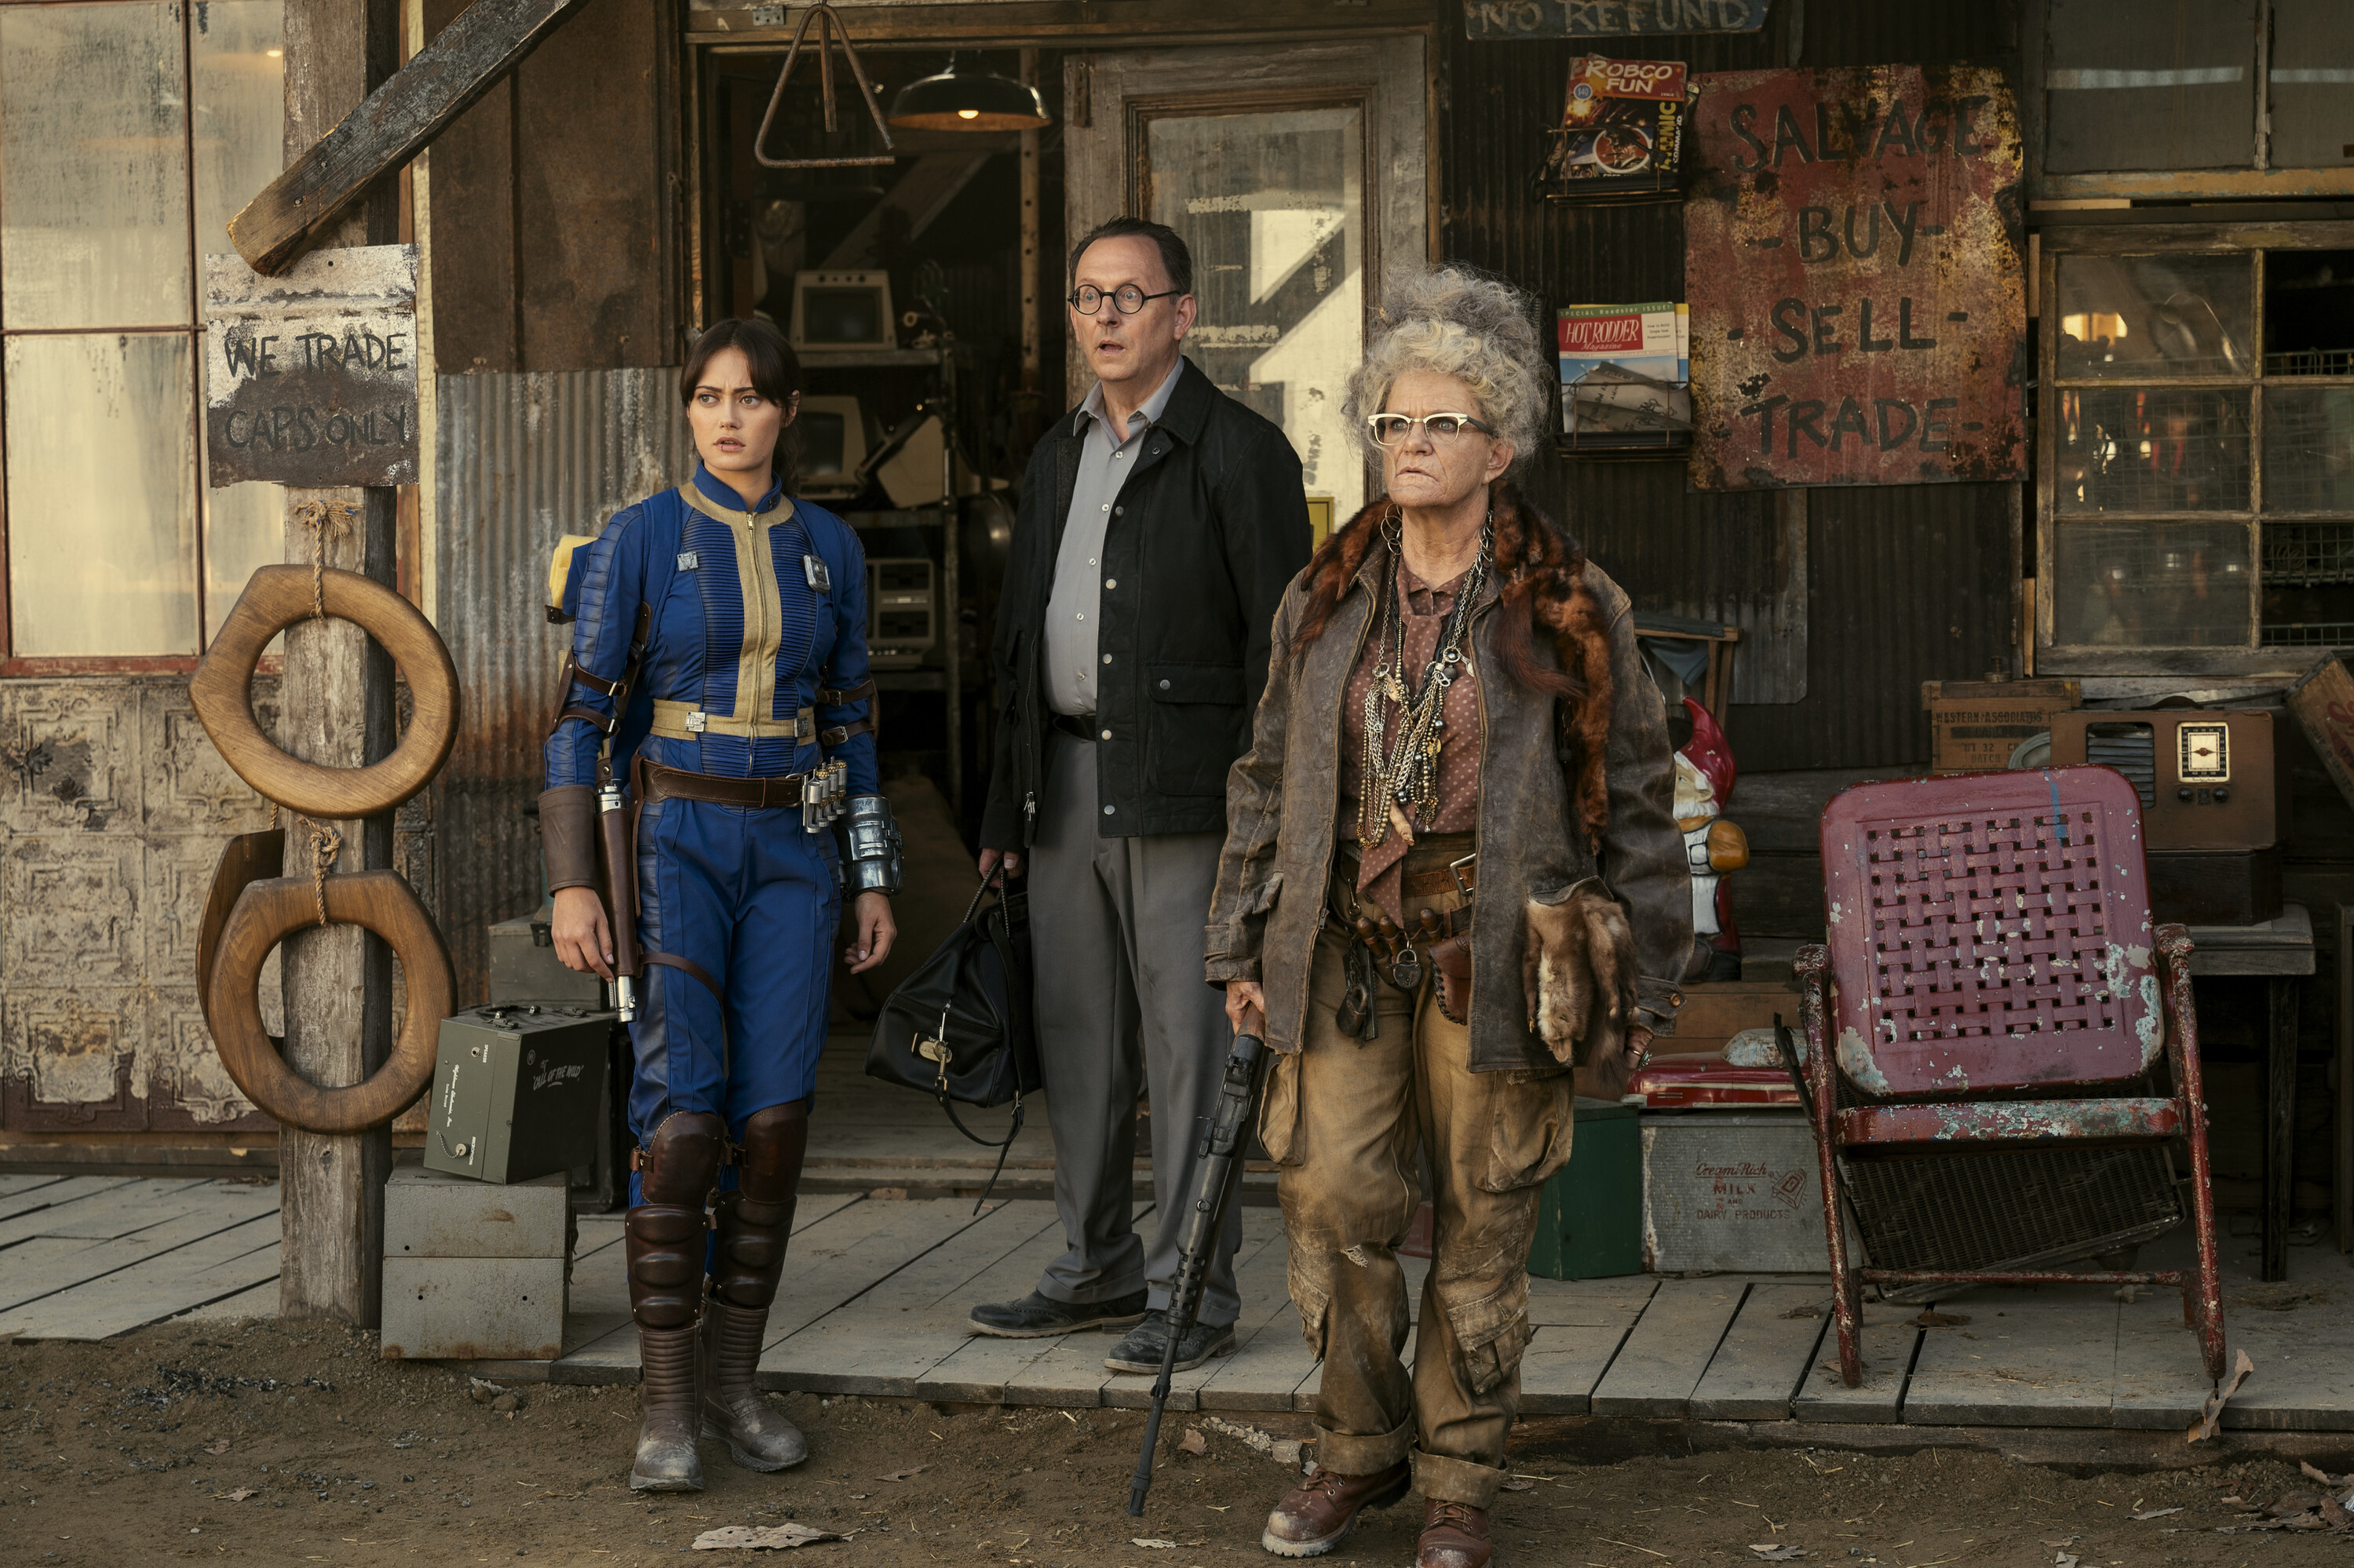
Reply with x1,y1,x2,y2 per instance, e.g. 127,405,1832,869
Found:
214,1489,257,1502
1132,1538,1178,1549
691,1523,840,1550
1177,1429,1207,1456
1501,1477,1537,1492
2187,1349,2254,1443
1750,1545,1807,1560
1910,1311,1971,1328
203,1439,230,1455
878,1466,929,1482
2131,1507,2183,1520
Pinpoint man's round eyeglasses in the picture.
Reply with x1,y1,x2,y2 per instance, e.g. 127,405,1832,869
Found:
1366,412,1495,447
1068,284,1183,315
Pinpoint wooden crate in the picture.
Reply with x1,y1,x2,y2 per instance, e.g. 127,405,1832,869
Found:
1662,979,1801,1058
1921,677,2082,775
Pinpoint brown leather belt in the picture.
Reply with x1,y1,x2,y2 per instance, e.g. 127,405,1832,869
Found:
633,756,805,810
1337,841,1479,900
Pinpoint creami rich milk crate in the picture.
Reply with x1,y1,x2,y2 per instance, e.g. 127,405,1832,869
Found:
1640,1109,1828,1274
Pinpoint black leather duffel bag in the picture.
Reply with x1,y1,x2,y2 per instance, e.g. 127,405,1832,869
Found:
864,877,1040,1204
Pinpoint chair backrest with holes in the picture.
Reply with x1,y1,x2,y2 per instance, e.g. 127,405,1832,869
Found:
1818,767,2165,1100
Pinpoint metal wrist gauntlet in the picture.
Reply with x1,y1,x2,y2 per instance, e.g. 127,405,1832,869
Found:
838,794,903,896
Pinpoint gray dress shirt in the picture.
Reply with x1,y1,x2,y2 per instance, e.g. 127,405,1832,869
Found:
1044,359,1185,718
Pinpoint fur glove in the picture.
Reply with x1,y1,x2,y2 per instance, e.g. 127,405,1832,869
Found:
1522,880,1638,1074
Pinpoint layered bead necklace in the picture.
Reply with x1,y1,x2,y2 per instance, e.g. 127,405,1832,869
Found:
1355,506,1495,855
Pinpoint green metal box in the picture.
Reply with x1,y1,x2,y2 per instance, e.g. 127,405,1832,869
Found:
1526,1096,1644,1280
423,1004,612,1184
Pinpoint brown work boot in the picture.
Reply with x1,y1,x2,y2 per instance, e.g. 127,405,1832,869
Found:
1416,1497,1494,1568
1259,1461,1410,1557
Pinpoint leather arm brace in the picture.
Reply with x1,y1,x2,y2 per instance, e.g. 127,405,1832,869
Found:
837,793,903,896
539,784,600,893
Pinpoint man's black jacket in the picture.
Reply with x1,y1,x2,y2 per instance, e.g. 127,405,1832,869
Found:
980,356,1312,847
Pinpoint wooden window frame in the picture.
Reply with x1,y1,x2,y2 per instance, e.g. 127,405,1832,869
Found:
2024,0,2354,202
2035,217,2354,676
0,0,275,677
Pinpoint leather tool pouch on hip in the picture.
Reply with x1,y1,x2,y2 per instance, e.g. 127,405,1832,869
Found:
1429,934,1473,1025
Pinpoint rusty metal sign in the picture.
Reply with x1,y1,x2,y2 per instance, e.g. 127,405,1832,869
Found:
1685,65,2025,490
1462,0,1768,38
204,244,419,489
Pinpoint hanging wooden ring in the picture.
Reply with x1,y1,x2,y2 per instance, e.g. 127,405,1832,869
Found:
189,565,460,819
196,827,286,1048
205,870,454,1134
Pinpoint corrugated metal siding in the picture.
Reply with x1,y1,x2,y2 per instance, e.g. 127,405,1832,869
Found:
433,368,692,1004
1441,0,2024,771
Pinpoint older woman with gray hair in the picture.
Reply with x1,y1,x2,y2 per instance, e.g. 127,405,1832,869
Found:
1206,266,1690,1568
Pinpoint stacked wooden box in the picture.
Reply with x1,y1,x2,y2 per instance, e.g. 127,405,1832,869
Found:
380,1166,572,1361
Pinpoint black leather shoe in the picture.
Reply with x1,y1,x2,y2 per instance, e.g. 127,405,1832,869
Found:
1104,1310,1238,1373
967,1289,1148,1338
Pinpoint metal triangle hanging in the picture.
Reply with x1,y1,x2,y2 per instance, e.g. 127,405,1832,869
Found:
754,5,897,169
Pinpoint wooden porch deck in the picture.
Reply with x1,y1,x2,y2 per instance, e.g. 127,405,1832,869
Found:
1,1172,2349,1433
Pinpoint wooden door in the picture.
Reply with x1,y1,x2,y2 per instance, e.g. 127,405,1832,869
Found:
1064,38,1430,524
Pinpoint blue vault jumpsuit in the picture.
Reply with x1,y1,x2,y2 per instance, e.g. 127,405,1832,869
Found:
546,465,876,1154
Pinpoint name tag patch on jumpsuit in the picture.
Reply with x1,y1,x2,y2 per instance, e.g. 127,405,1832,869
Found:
804,554,830,592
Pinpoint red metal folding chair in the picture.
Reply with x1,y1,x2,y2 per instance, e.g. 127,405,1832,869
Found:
1793,766,2226,1387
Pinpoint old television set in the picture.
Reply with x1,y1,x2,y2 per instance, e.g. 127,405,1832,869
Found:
867,557,937,669
789,270,895,352
795,395,868,501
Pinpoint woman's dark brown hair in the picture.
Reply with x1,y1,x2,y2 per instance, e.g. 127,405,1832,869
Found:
679,317,804,495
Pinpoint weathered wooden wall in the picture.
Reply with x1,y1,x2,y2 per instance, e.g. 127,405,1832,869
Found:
422,0,680,374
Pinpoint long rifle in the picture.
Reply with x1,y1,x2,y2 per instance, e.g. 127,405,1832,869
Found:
1126,1027,1272,1518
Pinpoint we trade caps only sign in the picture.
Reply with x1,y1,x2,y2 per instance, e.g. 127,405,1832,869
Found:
1685,65,2026,490
205,245,418,490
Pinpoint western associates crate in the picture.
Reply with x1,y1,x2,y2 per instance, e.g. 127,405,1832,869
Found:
380,1166,573,1361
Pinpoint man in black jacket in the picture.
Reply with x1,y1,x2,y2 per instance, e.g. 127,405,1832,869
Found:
971,217,1311,1372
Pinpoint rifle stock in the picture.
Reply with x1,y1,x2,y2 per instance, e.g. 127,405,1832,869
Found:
1127,1029,1272,1517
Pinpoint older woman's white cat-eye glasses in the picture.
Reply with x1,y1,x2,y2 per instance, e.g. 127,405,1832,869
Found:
1365,412,1496,447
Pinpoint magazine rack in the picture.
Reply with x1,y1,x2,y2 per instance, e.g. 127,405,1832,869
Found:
1558,363,1692,457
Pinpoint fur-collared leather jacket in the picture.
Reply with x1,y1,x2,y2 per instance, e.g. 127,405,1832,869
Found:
1203,483,1692,1071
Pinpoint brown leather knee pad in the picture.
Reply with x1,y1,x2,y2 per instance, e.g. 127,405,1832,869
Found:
626,1110,725,1329
711,1099,810,1311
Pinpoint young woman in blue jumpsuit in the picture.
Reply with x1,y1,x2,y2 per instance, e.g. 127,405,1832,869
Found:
541,318,902,1493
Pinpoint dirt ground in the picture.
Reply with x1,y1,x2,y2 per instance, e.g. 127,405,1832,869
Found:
2,1315,2350,1567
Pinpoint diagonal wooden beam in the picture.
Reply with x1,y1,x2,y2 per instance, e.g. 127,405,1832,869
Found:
228,0,589,275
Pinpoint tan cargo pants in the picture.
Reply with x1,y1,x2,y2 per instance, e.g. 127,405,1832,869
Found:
1257,852,1576,1510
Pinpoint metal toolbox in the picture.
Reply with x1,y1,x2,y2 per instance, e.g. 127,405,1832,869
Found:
424,1004,611,1184
1640,1109,1829,1274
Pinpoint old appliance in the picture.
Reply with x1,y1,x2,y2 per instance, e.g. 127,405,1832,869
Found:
867,556,937,669
2046,708,2287,924
796,394,870,500
789,269,895,351
425,1004,611,1185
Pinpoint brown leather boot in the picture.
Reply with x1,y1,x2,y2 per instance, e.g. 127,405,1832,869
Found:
1259,1461,1411,1557
702,1099,810,1472
625,1110,724,1492
1416,1497,1494,1568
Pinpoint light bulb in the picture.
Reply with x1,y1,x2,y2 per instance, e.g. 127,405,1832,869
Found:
957,108,980,119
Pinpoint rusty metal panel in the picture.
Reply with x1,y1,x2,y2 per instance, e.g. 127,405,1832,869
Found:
1685,64,2027,489
432,367,691,1006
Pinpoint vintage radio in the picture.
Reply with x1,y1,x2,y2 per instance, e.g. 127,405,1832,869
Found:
867,556,937,669
2046,709,2288,924
425,1004,611,1184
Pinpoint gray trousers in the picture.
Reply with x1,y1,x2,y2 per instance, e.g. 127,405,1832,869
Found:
1026,731,1243,1326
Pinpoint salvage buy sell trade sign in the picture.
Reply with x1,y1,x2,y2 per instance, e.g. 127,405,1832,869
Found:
1685,64,2025,490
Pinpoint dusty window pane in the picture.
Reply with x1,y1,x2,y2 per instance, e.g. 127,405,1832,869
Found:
2053,522,2251,647
192,1,284,262
2267,0,2354,172
2053,254,2254,379
2053,387,2250,513
2261,249,2354,376
1146,105,1363,515
2261,387,2354,513
0,3,192,330
4,334,199,656
2044,0,2257,173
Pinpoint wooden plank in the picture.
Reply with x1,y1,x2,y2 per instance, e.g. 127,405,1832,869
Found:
1903,1288,2117,1426
1689,1283,1832,1420
761,1200,1066,1396
1104,1209,1290,1412
1588,1278,1748,1417
177,1278,279,1321
229,0,590,275
2212,1292,2354,1432
2109,1285,2214,1431
0,1177,192,1246
1520,1320,1641,1417
1526,1274,1658,1327
5,1216,284,1341
911,1222,1106,1405
758,1197,1002,1352
0,1189,282,1315
273,0,402,1333
1790,1302,1920,1424
0,1176,68,1201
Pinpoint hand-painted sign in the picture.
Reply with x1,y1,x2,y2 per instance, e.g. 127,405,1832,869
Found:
1684,66,2025,490
204,244,419,489
1462,0,1768,38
